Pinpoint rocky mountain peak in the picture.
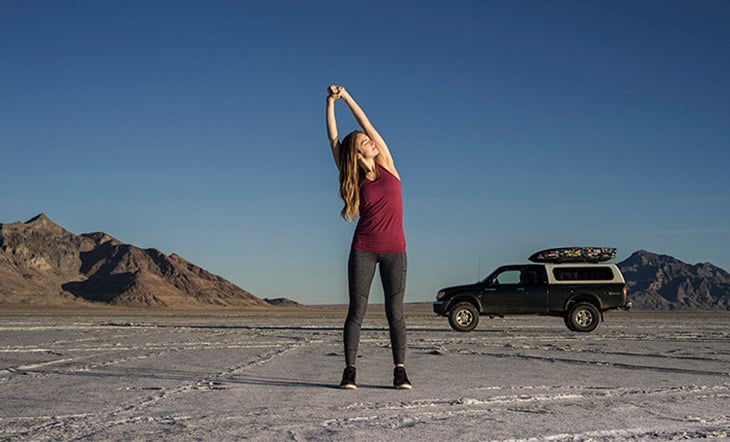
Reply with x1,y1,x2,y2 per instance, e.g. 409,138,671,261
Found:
618,250,730,310
621,249,673,268
26,212,51,223
23,213,68,232
1,213,269,308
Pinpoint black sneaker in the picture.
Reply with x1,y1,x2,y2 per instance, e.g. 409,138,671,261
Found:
340,366,357,390
394,366,412,390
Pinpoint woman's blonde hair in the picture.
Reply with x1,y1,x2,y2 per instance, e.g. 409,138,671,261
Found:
338,130,366,221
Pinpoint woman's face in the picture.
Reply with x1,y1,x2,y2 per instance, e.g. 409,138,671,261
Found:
354,133,379,160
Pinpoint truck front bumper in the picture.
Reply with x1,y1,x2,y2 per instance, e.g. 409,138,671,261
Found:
433,300,448,316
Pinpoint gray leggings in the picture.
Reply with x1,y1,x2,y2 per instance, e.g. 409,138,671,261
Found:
344,248,407,367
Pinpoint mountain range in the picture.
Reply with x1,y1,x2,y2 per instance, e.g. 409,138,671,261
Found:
1,214,729,310
617,250,730,311
0,214,268,308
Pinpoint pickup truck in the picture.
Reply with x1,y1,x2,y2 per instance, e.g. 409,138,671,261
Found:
433,263,632,332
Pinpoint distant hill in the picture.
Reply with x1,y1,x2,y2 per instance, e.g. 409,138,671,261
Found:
0,214,270,308
618,250,730,311
264,298,302,307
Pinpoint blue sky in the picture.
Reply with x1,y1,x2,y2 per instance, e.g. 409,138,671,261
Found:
2,0,729,304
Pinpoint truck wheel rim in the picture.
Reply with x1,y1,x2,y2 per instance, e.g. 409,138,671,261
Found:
456,310,473,326
576,310,593,327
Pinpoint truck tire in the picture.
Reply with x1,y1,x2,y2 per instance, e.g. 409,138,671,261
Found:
563,314,576,331
567,302,600,332
448,302,479,332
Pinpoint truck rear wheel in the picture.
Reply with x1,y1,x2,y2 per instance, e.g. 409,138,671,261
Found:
567,302,600,332
448,302,479,332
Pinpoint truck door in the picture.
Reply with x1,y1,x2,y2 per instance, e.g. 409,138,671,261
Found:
481,266,548,314
519,266,549,313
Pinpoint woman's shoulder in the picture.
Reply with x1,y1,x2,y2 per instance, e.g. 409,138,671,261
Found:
376,162,400,182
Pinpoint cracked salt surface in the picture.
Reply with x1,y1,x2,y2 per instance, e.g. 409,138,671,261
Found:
1,311,729,441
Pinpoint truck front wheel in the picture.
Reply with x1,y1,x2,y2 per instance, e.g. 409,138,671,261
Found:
567,302,600,332
448,302,479,332
563,314,576,331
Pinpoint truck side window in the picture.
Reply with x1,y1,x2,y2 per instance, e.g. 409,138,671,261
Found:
521,270,540,285
553,267,615,281
494,270,521,285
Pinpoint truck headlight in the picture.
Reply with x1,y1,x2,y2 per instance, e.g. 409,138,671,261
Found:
437,290,446,300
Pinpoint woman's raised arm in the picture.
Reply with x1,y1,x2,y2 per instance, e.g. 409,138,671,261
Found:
337,87,398,178
326,86,342,170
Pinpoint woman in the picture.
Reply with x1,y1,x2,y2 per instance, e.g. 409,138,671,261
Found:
326,85,411,390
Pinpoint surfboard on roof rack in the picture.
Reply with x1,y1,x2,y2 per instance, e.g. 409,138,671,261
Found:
529,247,616,263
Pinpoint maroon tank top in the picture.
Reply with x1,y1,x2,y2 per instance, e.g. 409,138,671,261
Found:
352,164,406,253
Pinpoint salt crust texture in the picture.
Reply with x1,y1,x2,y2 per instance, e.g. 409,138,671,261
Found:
1,312,729,441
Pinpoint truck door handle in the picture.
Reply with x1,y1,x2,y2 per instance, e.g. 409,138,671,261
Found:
517,288,525,292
